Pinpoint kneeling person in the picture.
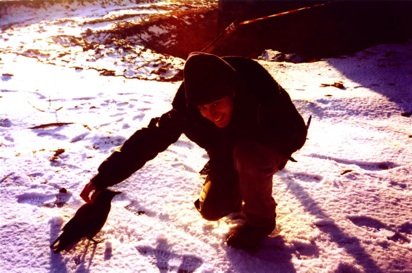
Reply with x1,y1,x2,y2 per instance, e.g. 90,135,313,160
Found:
80,52,308,250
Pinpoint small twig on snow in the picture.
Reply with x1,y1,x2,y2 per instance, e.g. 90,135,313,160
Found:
28,122,74,129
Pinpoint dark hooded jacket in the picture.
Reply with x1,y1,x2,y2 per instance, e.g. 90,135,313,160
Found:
91,55,307,190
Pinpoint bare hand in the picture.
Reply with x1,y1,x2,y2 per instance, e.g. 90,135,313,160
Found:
80,181,98,203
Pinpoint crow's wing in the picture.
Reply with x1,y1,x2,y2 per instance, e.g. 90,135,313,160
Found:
83,203,112,239
51,204,95,252
61,204,93,232
51,200,113,252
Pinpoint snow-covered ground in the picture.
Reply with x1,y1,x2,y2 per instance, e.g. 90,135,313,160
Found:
1,1,411,272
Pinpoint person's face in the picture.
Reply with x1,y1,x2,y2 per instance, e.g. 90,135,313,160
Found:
197,96,234,128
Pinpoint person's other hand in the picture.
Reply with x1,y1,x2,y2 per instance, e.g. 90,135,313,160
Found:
80,181,98,203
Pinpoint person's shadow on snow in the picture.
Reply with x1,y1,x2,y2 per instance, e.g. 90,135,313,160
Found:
225,235,299,273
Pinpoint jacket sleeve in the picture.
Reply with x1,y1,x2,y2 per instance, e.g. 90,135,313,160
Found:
91,108,185,190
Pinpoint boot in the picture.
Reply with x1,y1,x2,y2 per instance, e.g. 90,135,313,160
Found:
226,221,275,251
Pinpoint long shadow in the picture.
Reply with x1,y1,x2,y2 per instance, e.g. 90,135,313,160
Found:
49,217,68,273
281,175,384,273
309,153,399,171
225,235,298,273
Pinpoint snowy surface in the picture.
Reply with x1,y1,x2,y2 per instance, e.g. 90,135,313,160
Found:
1,1,412,273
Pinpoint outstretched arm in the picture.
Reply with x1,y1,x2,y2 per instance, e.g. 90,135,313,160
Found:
81,109,185,202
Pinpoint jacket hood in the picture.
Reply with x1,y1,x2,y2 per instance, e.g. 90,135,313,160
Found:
183,52,240,107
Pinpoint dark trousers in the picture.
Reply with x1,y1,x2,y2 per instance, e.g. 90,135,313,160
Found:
195,141,288,228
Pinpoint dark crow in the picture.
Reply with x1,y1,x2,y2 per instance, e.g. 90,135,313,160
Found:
50,189,121,253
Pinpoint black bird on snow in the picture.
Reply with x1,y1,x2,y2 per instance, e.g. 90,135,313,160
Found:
50,189,121,253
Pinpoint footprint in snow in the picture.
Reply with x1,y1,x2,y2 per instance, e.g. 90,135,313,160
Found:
92,135,126,150
133,113,145,121
0,118,13,127
347,215,411,245
288,172,323,183
17,189,72,207
70,132,89,143
35,131,68,141
399,222,412,234
124,199,156,217
389,181,407,190
171,162,198,173
136,245,202,272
